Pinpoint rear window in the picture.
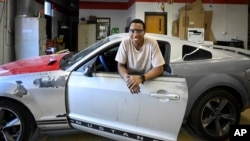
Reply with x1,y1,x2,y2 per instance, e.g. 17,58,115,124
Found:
182,45,212,61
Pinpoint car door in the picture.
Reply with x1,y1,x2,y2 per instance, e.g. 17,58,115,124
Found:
65,45,188,141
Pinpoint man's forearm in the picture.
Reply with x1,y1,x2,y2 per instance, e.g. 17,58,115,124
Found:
117,63,128,79
144,66,164,81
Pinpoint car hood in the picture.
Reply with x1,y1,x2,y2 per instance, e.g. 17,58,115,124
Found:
0,54,67,76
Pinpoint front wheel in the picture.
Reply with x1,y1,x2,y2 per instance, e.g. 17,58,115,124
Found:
0,99,36,141
188,89,240,140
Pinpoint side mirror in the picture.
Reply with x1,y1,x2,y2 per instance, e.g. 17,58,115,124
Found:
83,64,94,77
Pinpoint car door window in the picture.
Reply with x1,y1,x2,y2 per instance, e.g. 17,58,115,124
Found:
157,40,172,74
95,46,119,73
75,42,120,74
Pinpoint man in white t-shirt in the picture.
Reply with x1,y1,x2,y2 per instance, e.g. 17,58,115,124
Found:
115,19,165,94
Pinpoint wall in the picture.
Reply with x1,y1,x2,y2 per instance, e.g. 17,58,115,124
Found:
79,10,127,33
126,4,136,27
79,1,249,49
0,2,5,64
204,4,248,46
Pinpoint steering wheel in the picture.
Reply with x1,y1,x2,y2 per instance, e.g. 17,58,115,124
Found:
99,55,109,72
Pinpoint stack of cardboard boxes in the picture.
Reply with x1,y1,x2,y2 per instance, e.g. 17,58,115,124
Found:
172,0,216,43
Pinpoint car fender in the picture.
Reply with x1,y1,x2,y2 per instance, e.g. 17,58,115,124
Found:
184,73,247,119
0,82,43,120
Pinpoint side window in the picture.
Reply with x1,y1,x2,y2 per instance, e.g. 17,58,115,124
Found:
157,40,172,74
95,43,120,73
182,45,212,61
75,43,120,73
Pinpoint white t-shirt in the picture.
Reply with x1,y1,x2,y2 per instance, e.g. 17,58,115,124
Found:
115,36,165,74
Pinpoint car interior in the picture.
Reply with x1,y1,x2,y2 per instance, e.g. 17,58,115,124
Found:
94,41,172,75
83,40,214,76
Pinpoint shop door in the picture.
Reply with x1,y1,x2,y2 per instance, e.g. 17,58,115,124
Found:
145,12,167,34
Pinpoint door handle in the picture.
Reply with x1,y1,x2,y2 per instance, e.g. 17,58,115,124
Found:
151,93,180,102
159,19,162,33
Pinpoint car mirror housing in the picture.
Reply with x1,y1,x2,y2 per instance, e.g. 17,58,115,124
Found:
83,64,94,77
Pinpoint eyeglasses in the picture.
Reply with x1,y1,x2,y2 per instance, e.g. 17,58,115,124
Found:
129,29,144,34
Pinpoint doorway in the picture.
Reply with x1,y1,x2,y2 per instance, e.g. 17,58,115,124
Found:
145,12,167,35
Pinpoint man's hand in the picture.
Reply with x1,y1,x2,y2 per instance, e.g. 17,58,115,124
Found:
125,75,142,94
130,85,140,94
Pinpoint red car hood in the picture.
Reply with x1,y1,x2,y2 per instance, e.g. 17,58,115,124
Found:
0,54,67,76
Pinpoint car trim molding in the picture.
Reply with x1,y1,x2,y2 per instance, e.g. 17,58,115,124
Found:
69,118,164,141
37,119,68,125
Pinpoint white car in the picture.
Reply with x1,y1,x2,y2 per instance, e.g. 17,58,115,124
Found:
0,33,250,141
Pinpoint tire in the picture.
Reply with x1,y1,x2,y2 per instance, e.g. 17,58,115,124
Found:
0,99,36,141
188,89,240,141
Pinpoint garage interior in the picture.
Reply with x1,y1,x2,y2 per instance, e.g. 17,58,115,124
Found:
0,0,249,64
0,0,250,140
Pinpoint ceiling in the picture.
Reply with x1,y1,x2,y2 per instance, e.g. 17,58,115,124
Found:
67,0,130,11
79,0,129,2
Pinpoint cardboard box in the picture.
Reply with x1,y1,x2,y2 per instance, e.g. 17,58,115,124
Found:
204,11,216,42
174,0,216,42
178,0,205,39
172,19,179,37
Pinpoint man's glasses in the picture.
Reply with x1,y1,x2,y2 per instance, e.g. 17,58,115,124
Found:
129,29,144,34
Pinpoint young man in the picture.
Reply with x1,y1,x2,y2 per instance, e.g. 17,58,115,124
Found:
115,19,165,94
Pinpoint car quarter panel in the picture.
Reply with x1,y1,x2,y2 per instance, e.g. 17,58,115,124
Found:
171,58,250,118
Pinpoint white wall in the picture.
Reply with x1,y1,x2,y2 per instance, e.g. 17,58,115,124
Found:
203,4,248,48
126,4,136,27
79,9,127,33
79,2,249,49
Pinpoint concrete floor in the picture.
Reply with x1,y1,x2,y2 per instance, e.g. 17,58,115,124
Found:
39,109,250,141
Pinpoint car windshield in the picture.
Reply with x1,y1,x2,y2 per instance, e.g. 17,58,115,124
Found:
61,37,110,70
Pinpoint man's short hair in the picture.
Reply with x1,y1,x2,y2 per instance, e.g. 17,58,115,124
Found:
128,19,145,30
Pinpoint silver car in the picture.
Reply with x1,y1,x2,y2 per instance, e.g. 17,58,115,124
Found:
0,33,250,141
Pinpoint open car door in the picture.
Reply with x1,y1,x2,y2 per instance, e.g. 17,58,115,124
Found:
65,65,188,141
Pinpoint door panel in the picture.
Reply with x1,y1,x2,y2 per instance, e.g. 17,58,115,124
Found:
145,15,166,34
66,72,188,141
